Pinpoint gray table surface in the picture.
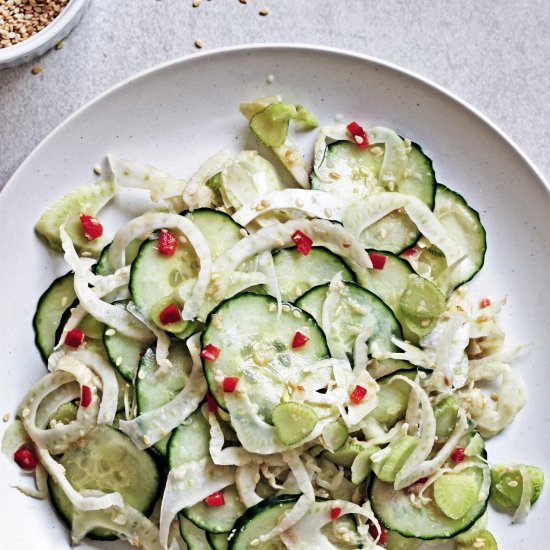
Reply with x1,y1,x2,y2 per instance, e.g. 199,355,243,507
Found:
1,0,549,189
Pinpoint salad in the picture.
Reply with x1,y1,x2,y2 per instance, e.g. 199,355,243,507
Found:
2,95,544,550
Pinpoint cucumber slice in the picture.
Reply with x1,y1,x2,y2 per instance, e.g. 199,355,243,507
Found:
434,473,480,519
129,230,199,332
272,402,318,446
464,433,485,457
47,402,78,427
454,512,488,544
249,104,292,148
434,395,459,438
95,240,142,276
202,293,329,422
35,180,115,256
179,515,212,550
167,409,211,469
370,463,489,539
490,464,544,508
414,184,486,294
370,369,416,428
272,246,356,302
456,529,497,550
295,282,402,365
48,426,161,540
399,274,446,319
208,533,229,550
351,445,380,484
103,301,154,382
322,421,348,451
384,530,421,550
33,272,77,362
376,435,419,483
183,485,246,534
136,342,192,455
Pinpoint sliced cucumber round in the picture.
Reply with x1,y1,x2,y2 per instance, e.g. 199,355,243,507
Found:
48,426,161,540
208,532,229,550
202,292,329,422
272,246,356,302
370,369,416,428
167,409,211,469
272,402,318,446
370,463,489,539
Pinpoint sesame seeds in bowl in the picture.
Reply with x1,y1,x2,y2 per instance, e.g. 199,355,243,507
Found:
0,0,90,69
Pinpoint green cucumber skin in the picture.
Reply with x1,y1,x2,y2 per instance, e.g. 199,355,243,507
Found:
33,272,76,363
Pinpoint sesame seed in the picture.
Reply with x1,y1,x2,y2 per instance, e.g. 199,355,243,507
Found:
329,171,341,180
324,208,332,218
3,412,10,422
143,435,151,445
266,74,275,83
21,408,30,418
55,40,64,50
195,38,203,49
239,0,248,3
239,228,248,237
105,328,116,337
93,164,102,176
192,0,202,6
268,303,277,312
115,356,123,366
292,310,301,319
31,65,42,74
282,304,291,312
259,7,269,16
60,296,68,307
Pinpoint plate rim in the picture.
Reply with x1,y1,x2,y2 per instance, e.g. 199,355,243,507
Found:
2,43,549,199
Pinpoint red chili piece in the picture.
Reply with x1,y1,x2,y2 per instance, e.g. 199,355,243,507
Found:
368,252,387,270
80,385,93,408
291,230,313,256
403,246,418,257
158,229,178,256
159,303,182,325
205,491,225,507
292,331,310,349
79,214,103,240
330,506,342,520
350,385,367,404
206,393,218,413
346,121,369,149
65,328,85,348
451,447,465,463
223,377,239,393
368,521,386,545
480,297,492,308
13,446,38,471
200,344,221,361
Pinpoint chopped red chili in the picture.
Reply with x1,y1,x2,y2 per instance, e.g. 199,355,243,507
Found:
200,344,220,361
80,385,92,408
158,229,178,256
159,303,182,325
223,377,239,393
206,393,218,413
291,230,313,256
292,331,310,349
403,246,418,257
480,297,492,308
350,385,367,404
330,506,342,520
346,121,369,149
65,328,85,348
79,214,103,240
205,491,225,507
368,521,386,545
13,446,38,470
451,447,465,463
368,252,387,270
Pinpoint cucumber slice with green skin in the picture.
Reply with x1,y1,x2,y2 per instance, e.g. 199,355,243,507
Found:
464,433,485,457
202,293,330,423
136,342,192,456
295,282,402,367
490,464,544,508
167,409,211,469
95,239,142,276
130,230,199,333
370,369,416,428
456,529,497,550
399,274,446,319
454,512,488,544
272,402,318,446
249,104,292,148
434,395,459,438
311,141,435,253
48,426,162,540
272,246,357,302
103,301,154,382
370,463,489,539
208,532,229,550
183,208,245,260
35,179,116,257
229,495,359,550
183,485,246,534
179,515,212,550
33,272,77,362
376,435,419,483
414,184,486,295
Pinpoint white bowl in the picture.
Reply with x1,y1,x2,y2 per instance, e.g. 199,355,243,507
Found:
0,0,90,69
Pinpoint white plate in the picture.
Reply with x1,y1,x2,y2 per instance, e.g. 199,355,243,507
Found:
1,45,548,550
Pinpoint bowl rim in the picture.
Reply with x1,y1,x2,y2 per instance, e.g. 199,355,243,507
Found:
0,0,90,63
